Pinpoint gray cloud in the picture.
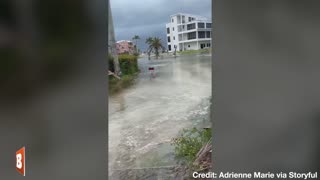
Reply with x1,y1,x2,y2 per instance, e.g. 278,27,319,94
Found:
110,0,212,51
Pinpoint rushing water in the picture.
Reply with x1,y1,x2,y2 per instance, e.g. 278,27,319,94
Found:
108,54,212,176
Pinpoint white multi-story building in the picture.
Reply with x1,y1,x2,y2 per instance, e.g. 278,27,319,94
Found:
166,13,212,52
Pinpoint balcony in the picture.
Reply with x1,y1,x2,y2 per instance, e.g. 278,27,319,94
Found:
177,21,211,33
177,31,211,42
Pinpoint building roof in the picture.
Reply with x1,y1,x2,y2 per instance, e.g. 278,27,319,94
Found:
116,40,133,43
170,13,210,21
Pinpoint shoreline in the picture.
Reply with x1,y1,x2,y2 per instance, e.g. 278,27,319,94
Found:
140,49,212,60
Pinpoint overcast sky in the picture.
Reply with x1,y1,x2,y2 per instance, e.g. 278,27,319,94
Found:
110,0,212,51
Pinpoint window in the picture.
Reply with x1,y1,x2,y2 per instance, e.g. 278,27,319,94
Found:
206,31,211,38
187,23,196,30
198,22,205,28
187,32,196,40
172,27,174,31
198,31,206,39
188,17,192,22
188,45,190,47
207,43,211,47
167,28,170,34
167,36,171,42
173,36,175,40
172,18,174,22
168,45,171,51
178,25,185,32
182,16,185,23
206,23,212,28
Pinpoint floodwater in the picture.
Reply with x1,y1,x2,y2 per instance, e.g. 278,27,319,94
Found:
108,54,212,177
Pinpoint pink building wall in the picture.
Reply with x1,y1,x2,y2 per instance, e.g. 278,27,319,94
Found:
116,40,135,55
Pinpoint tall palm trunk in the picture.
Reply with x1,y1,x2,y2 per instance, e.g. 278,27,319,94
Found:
155,48,159,59
148,52,151,60
135,40,138,53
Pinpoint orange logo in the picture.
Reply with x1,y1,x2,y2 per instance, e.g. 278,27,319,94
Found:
16,147,25,176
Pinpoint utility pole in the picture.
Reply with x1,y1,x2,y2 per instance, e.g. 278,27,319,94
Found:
108,0,120,75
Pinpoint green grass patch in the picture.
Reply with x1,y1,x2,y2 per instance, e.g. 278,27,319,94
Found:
108,73,138,95
177,48,210,55
172,127,212,165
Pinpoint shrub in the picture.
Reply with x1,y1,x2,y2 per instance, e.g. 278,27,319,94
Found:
108,74,137,94
172,128,212,165
118,54,138,75
108,54,140,94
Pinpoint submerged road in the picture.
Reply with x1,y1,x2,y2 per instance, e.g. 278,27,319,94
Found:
109,54,212,174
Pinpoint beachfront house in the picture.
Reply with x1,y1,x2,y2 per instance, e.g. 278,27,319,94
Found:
116,40,135,55
166,13,212,52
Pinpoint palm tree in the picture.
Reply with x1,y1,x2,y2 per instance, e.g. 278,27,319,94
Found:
145,37,153,60
132,35,140,54
146,37,165,59
145,37,153,44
